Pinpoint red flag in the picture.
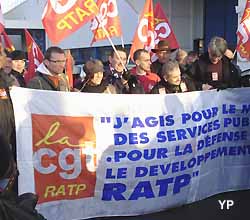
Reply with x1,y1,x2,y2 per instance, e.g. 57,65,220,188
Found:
129,0,155,61
90,0,122,45
0,3,4,34
65,50,74,88
24,29,44,83
42,0,99,44
153,2,179,50
236,0,250,59
2,31,15,52
0,4,14,51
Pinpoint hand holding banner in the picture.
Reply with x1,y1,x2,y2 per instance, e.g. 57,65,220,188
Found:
42,0,99,44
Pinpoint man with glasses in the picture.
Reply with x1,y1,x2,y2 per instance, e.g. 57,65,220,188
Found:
28,46,70,91
190,36,241,90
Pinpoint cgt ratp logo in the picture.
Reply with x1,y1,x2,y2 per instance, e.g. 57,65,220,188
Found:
32,114,97,203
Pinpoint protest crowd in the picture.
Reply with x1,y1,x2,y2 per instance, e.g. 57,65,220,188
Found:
0,0,250,219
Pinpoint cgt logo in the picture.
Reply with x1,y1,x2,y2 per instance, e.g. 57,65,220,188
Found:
32,114,97,203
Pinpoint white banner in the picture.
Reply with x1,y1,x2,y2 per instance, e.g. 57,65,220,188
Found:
10,87,250,220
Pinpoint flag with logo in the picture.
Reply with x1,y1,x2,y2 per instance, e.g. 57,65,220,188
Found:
236,0,250,59
90,0,122,45
24,29,44,83
129,0,154,61
154,2,179,50
42,0,99,44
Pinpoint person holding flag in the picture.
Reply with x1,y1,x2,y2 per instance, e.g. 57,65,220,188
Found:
103,47,144,94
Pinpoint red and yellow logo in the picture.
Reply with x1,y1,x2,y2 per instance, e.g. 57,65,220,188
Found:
32,114,97,203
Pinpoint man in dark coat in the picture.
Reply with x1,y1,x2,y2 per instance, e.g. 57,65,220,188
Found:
150,40,177,78
189,36,241,90
103,47,144,94
28,46,70,91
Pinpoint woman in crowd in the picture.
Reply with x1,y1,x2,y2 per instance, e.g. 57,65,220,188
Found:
78,59,116,93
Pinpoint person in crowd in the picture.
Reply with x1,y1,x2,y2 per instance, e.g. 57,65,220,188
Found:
78,59,115,93
103,47,144,94
9,50,27,87
175,48,188,66
151,60,196,94
240,69,250,87
28,46,70,91
186,51,199,65
175,48,188,75
189,36,241,90
131,49,160,93
0,48,16,157
2,50,19,86
175,49,197,90
150,40,176,78
0,132,15,192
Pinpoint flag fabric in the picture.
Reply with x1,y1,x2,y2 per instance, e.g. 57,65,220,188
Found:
129,0,154,61
42,0,99,44
0,3,14,51
2,31,15,52
236,0,250,59
153,2,179,50
65,49,74,88
90,0,122,45
0,3,4,34
24,29,44,83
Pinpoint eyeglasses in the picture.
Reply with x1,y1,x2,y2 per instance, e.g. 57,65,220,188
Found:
48,59,66,64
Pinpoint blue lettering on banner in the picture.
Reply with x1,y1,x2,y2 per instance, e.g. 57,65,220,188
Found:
114,148,168,162
181,107,218,124
114,132,149,146
102,174,192,201
113,115,175,129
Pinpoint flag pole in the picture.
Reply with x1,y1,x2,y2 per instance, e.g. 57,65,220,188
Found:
95,16,127,71
121,35,124,48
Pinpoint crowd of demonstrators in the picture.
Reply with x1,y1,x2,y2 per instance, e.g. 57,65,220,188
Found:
151,60,196,94
0,35,245,194
28,46,70,91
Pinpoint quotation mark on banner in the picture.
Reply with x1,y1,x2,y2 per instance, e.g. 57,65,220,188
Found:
101,117,111,123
